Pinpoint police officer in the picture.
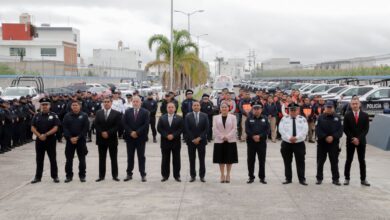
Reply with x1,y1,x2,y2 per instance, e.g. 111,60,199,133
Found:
30,98,61,184
181,89,197,119
142,91,158,143
11,99,22,147
51,94,66,142
315,100,343,186
200,94,214,142
279,103,309,185
0,100,5,154
0,100,14,153
63,100,90,183
245,104,270,184
87,93,102,142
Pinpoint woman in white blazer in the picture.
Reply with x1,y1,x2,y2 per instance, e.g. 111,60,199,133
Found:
213,103,238,183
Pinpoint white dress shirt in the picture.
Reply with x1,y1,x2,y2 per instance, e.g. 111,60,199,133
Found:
112,99,125,113
104,108,111,120
279,115,308,143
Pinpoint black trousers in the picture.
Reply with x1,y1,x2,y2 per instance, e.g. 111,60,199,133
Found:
316,143,340,181
161,144,181,179
207,115,213,141
1,124,12,150
281,141,306,182
98,143,118,179
56,125,63,141
187,143,206,178
344,142,366,181
247,141,267,180
65,141,87,179
150,115,157,138
236,113,242,138
126,141,146,177
35,138,58,179
26,119,33,140
12,122,21,146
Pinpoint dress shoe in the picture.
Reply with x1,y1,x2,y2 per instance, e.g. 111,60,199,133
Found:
361,180,371,187
87,139,92,143
344,180,350,185
161,178,168,182
189,177,196,182
200,178,206,183
332,180,341,186
31,178,41,184
141,176,147,182
309,140,315,143
260,179,267,184
175,178,181,182
123,175,132,182
95,178,104,182
299,180,308,186
247,178,255,184
64,178,73,183
53,177,60,183
80,177,86,182
316,180,322,185
282,180,292,184
113,177,120,182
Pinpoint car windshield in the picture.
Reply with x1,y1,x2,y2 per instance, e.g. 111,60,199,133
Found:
303,85,316,91
118,84,131,90
328,86,345,93
3,88,30,96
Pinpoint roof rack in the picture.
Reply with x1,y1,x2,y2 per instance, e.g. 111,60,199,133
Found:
11,76,44,93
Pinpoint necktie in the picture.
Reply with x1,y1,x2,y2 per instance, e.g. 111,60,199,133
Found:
134,109,138,121
168,115,173,126
104,110,108,120
354,112,359,124
292,118,297,137
195,112,199,126
188,101,192,113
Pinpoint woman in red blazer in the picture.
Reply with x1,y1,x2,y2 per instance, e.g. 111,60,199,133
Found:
213,103,238,183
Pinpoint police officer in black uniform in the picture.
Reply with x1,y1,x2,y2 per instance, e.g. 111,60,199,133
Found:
51,94,66,142
87,93,102,142
315,101,343,186
0,100,14,153
30,98,61,184
0,100,5,154
142,91,158,143
25,95,36,142
245,104,270,184
63,100,90,183
200,94,214,142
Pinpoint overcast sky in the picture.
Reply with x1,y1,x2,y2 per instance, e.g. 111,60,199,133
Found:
1,0,390,66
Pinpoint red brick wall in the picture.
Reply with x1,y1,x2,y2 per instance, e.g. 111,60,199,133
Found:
64,44,77,70
2,23,33,40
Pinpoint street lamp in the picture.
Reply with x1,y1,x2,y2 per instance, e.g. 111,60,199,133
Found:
170,0,174,91
195,33,208,46
174,9,204,35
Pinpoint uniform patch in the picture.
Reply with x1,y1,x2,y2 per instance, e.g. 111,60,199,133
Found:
261,119,266,122
79,115,83,119
48,116,53,120
334,117,339,121
249,119,255,123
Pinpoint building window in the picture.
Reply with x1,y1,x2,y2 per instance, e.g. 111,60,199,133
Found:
10,48,26,56
74,34,77,42
41,48,57,57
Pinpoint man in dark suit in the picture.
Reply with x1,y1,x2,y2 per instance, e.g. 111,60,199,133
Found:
122,96,150,182
184,101,209,182
94,97,122,182
157,102,183,182
343,97,370,186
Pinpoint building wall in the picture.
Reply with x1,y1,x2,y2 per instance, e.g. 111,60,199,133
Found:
92,49,141,70
0,44,65,61
1,23,33,41
220,58,245,80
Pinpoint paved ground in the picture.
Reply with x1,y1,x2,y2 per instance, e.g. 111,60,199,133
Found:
0,134,390,220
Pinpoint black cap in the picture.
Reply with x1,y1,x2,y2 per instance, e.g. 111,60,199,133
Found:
39,97,51,104
92,93,98,96
20,96,26,100
186,89,193,95
253,103,263,109
288,103,300,110
325,101,334,108
126,93,133,98
202,93,209,98
148,91,153,96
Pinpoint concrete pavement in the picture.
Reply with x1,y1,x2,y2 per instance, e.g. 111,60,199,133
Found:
0,135,390,220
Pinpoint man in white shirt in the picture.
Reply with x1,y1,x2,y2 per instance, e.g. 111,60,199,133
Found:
279,103,309,185
111,91,125,114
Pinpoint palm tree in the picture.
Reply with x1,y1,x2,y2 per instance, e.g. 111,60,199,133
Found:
146,30,208,90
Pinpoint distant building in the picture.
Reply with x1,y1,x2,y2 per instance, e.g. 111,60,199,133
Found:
315,54,390,70
87,41,144,78
0,13,80,75
261,58,302,71
219,58,245,80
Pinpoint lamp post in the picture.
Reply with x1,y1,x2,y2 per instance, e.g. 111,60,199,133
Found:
170,0,174,91
174,9,204,35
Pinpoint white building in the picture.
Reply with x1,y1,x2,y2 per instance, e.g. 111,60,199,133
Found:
219,58,245,80
0,14,80,64
88,42,143,78
261,58,302,71
315,54,390,70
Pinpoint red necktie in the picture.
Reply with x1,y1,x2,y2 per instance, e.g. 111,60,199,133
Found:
134,109,138,121
354,112,359,124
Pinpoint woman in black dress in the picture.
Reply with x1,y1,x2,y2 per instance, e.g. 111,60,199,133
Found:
212,103,238,183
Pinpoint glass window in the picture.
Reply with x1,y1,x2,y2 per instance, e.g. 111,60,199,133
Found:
369,89,390,99
41,48,57,57
357,87,374,96
10,48,26,56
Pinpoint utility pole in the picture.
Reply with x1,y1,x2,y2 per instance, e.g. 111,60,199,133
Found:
247,49,256,80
